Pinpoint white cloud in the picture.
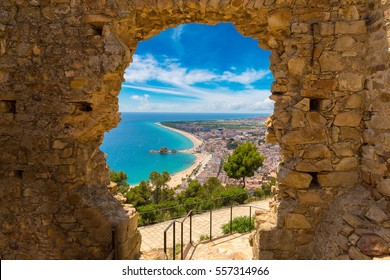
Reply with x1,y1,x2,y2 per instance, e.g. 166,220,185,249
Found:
124,54,271,88
122,54,274,113
171,25,185,41
221,69,270,84
131,94,155,110
131,94,150,102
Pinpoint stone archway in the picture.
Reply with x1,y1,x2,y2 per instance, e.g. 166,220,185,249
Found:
1,0,390,260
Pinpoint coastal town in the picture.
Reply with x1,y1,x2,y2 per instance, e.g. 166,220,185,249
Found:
160,117,281,193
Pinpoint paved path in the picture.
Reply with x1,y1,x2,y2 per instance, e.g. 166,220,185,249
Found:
139,200,270,253
187,233,253,260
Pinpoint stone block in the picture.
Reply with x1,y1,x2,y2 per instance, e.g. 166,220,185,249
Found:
267,8,292,36
291,109,305,128
295,159,332,172
334,111,362,127
331,143,354,157
343,214,366,228
288,57,306,76
278,166,312,189
312,79,337,90
335,157,358,171
285,213,312,229
303,144,332,159
306,112,327,128
319,52,343,71
335,20,366,34
292,23,309,34
345,94,362,109
318,172,359,187
281,128,327,146
320,22,334,36
293,98,310,111
376,179,390,197
336,234,349,251
349,246,371,260
334,36,356,52
259,228,295,251
301,89,331,99
338,73,365,91
298,191,323,205
340,126,362,143
365,206,388,224
340,225,354,237
357,233,389,256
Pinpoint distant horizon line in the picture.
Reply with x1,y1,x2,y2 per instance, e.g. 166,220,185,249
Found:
119,111,272,114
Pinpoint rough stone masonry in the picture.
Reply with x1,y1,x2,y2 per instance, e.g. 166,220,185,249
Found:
0,0,390,259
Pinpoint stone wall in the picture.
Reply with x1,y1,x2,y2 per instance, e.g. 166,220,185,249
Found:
0,0,389,259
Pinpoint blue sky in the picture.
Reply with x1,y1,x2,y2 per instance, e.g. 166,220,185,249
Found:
120,23,274,113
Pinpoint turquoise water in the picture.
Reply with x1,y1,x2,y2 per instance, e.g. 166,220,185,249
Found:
101,112,264,185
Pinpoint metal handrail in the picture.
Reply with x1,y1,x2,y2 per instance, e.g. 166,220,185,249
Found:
179,210,193,260
163,221,176,259
138,193,264,226
162,203,267,260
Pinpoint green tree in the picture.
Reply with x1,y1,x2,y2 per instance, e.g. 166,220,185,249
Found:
223,142,264,188
110,170,129,193
125,180,151,207
149,171,171,204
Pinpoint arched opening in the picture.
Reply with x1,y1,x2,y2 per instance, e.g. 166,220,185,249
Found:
2,0,389,261
101,22,280,259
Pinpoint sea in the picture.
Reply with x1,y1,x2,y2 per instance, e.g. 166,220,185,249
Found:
100,112,268,185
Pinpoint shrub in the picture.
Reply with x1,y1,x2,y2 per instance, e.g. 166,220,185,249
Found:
221,216,255,234
198,234,210,242
216,188,248,207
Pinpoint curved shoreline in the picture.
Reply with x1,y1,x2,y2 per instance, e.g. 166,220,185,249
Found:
155,122,209,188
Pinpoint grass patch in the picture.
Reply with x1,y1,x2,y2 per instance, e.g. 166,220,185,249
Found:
221,216,255,234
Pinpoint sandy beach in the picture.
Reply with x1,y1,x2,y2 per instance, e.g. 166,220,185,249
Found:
156,123,210,188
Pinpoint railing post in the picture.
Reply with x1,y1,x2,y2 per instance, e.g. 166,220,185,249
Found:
164,230,167,255
209,209,212,240
181,221,184,260
230,206,233,235
112,227,116,260
249,206,252,232
173,222,176,260
190,211,192,245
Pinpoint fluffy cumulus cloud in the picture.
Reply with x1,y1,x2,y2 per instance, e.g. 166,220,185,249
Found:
125,54,270,87
123,54,274,113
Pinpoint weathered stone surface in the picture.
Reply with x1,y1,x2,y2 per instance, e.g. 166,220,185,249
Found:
298,191,323,205
345,95,362,109
293,98,310,111
303,145,332,159
334,157,358,171
278,166,312,189
291,109,305,128
334,36,356,52
348,246,371,260
376,179,390,197
267,9,292,36
296,159,332,172
334,111,362,127
2,0,390,262
288,57,306,76
357,234,389,256
318,172,359,187
365,206,389,224
338,73,365,91
335,21,366,34
285,213,312,229
281,128,327,146
319,52,343,71
343,214,367,228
